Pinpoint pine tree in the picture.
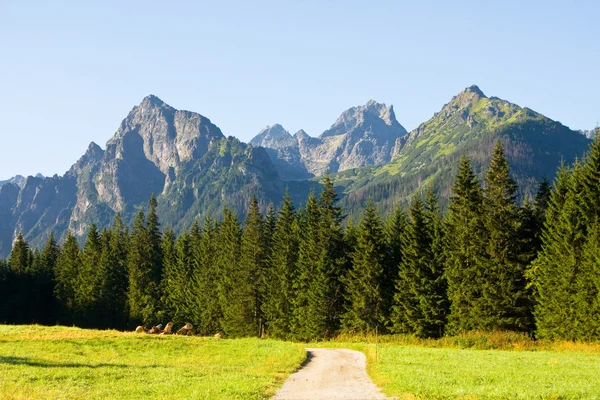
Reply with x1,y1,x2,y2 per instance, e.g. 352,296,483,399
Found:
342,201,386,333
444,155,487,334
317,176,346,334
216,208,246,337
237,197,266,337
79,224,102,325
98,214,129,329
9,232,31,274
127,209,160,326
530,163,585,339
54,232,82,324
190,216,222,334
571,218,600,340
384,207,408,319
35,233,59,323
291,192,325,340
263,193,298,338
391,192,447,337
479,142,532,332
146,194,164,289
160,229,178,323
421,189,448,337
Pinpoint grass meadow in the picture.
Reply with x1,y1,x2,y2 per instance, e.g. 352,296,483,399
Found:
1,326,600,399
324,331,600,399
0,325,305,399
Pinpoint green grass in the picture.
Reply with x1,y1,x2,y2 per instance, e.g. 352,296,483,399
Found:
4,326,600,399
321,332,600,399
0,325,305,400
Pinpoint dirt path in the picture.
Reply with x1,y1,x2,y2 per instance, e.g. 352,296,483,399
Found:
272,348,394,400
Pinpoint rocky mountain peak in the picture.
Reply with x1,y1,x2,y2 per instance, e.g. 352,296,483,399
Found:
320,100,406,138
293,129,310,140
465,84,486,98
250,124,296,149
141,94,167,108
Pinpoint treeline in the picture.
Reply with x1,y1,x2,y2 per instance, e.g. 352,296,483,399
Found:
2,140,600,341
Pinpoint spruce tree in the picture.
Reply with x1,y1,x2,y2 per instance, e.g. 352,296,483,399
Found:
384,207,408,319
238,197,266,337
36,233,59,323
571,218,600,340
317,176,346,334
159,229,178,323
530,163,585,339
291,192,325,340
444,155,487,334
263,193,298,338
54,232,82,324
216,208,246,337
391,192,447,338
342,201,386,333
146,194,164,289
190,216,222,334
480,142,532,332
9,232,31,274
98,214,129,329
127,209,160,326
79,224,102,325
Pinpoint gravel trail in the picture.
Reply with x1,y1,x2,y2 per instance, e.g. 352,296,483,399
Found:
272,348,394,400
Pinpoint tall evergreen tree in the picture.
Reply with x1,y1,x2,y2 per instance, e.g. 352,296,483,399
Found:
127,208,160,326
98,214,129,329
317,176,346,334
444,155,487,334
479,142,532,332
190,216,222,334
342,201,386,333
159,229,178,323
79,224,102,325
392,192,447,337
146,194,164,288
571,218,600,340
291,192,325,340
238,197,266,337
530,163,585,339
9,232,31,274
54,232,82,324
263,193,298,338
384,207,408,318
216,208,246,337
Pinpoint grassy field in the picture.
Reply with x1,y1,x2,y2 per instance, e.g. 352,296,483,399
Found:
0,325,305,400
2,326,600,399
324,332,600,399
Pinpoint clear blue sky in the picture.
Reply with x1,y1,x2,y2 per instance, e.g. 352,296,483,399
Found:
1,0,598,179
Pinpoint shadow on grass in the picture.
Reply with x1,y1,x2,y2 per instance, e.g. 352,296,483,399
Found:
0,356,158,369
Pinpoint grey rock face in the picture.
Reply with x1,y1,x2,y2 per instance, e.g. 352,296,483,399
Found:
249,101,408,178
0,95,299,257
0,174,45,188
251,125,313,180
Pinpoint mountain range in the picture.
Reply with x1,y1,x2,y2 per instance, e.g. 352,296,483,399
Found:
0,86,593,256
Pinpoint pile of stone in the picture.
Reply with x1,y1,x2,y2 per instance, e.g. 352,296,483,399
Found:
134,322,195,336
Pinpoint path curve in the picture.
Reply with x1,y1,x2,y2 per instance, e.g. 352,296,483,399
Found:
272,348,394,400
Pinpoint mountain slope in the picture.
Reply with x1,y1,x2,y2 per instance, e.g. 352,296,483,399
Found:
250,100,408,179
0,96,314,257
333,85,592,216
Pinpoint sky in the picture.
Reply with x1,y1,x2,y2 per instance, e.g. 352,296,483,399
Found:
1,0,599,179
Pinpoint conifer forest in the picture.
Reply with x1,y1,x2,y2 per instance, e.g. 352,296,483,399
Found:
2,140,600,342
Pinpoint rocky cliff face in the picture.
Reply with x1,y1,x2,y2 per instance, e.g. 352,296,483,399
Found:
0,173,44,188
250,100,408,178
0,96,300,257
